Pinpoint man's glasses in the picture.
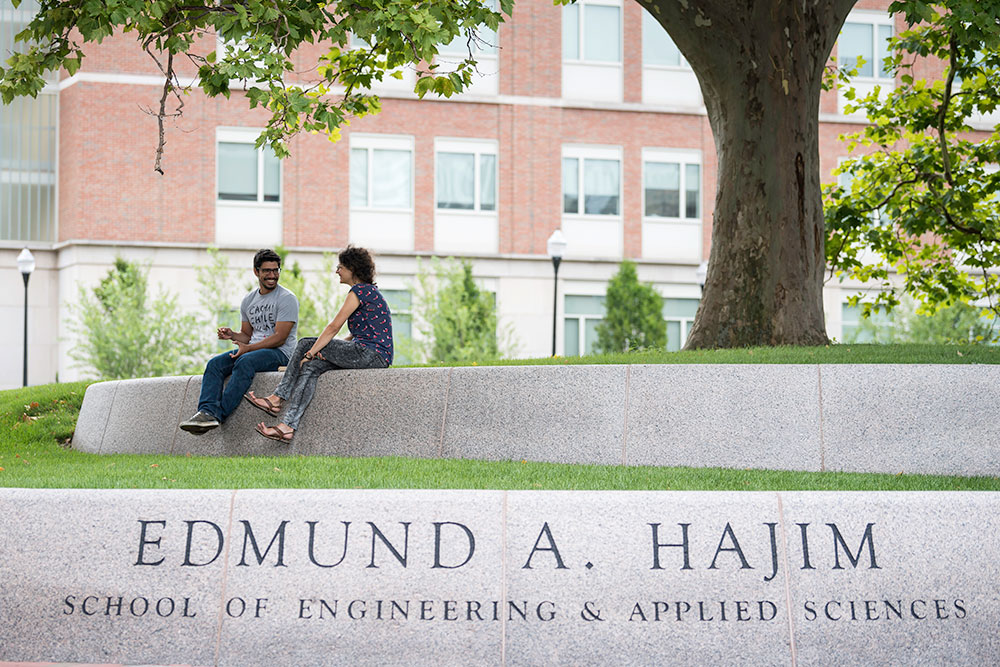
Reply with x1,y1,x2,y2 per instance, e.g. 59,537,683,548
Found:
259,268,281,275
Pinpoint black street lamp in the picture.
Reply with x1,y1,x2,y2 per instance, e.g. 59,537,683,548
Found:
546,229,567,356
17,248,35,387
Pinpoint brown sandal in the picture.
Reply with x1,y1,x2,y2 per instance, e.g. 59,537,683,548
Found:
244,391,281,416
255,422,294,444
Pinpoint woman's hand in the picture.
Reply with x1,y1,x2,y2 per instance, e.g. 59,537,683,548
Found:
300,348,326,366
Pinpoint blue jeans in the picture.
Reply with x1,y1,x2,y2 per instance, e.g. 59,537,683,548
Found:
197,348,288,421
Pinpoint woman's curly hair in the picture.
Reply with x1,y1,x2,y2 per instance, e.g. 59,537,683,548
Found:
339,245,376,284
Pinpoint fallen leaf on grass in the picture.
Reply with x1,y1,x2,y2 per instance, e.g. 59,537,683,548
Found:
957,350,964,357
150,464,159,468
0,467,5,472
273,467,281,472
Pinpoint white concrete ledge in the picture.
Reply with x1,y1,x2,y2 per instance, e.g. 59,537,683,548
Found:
72,364,1000,477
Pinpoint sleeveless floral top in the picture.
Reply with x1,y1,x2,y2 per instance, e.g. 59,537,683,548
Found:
348,283,394,366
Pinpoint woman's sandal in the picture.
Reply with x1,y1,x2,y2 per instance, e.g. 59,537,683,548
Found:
255,423,294,444
244,391,281,416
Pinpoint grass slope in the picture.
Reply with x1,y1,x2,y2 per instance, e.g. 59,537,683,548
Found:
2,348,997,491
415,343,1000,367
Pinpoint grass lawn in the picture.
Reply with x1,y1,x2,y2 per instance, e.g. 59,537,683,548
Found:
2,344,998,491
413,343,1000,367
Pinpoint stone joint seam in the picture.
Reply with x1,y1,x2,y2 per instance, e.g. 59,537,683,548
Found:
500,490,508,667
169,375,194,456
816,365,826,472
214,489,238,666
622,366,632,466
776,492,798,667
96,380,119,456
438,368,454,458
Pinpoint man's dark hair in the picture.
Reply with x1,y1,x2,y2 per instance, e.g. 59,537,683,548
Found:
253,248,281,270
339,245,376,284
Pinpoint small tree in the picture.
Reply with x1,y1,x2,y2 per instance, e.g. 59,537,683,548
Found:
406,257,516,364
67,258,203,379
595,261,667,354
272,246,321,336
845,297,997,344
308,252,348,332
433,261,497,363
194,247,241,354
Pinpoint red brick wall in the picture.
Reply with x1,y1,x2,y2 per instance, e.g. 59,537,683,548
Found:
60,0,949,267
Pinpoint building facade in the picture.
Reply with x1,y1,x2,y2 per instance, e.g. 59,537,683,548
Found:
0,0,976,388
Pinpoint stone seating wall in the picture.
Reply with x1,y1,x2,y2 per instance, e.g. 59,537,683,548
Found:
72,364,1000,477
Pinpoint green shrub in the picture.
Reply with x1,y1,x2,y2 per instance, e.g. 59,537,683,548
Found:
67,258,203,379
595,261,667,353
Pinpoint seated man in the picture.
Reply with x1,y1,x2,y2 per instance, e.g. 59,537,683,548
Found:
180,248,299,434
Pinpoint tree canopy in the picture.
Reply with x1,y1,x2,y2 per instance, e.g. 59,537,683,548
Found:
0,0,510,171
824,0,1000,332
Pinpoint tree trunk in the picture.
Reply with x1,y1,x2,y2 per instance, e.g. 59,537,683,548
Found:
646,0,856,348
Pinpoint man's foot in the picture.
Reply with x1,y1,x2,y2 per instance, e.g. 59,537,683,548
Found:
179,411,220,435
255,422,295,444
244,391,282,416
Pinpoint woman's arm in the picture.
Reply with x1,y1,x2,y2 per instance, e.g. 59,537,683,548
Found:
305,291,361,359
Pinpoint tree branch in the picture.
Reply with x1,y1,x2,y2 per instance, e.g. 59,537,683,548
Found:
938,33,959,186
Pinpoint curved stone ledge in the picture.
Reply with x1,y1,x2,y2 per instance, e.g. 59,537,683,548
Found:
72,364,1000,476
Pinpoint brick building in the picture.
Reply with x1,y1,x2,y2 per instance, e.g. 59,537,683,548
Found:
0,0,978,388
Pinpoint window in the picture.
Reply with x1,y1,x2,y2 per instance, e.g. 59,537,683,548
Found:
839,15,893,80
351,138,413,210
382,289,413,362
642,11,687,68
1,1,57,242
217,141,280,203
382,289,412,339
563,0,621,63
837,158,889,226
663,298,699,351
436,143,497,212
439,0,498,56
841,303,894,343
563,150,621,216
564,295,605,356
644,154,701,220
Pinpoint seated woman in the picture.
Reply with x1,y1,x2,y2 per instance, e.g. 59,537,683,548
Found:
246,245,393,443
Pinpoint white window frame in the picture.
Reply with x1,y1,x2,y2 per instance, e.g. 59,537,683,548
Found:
839,10,894,84
562,145,623,219
662,297,700,351
563,293,606,357
350,134,414,212
641,10,690,71
642,148,702,225
434,138,498,214
216,127,281,206
562,0,623,66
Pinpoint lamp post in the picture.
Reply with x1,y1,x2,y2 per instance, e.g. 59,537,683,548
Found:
17,248,35,387
546,229,567,356
695,260,708,294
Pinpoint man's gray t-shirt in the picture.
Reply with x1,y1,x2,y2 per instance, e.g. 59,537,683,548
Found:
240,285,299,361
